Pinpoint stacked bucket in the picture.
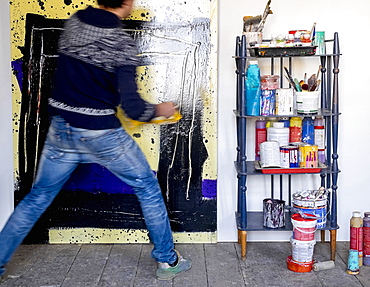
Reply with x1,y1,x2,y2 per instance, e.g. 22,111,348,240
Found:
287,213,317,272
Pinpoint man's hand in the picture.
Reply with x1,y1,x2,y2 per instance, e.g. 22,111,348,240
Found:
154,102,177,118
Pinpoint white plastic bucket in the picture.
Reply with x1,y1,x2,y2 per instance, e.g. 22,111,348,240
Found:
291,213,317,241
296,91,320,113
290,237,316,263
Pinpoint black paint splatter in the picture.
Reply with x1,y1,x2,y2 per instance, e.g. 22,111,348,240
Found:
64,0,72,5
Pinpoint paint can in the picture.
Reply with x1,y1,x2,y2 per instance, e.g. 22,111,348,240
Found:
292,189,327,228
263,198,285,228
288,145,299,168
299,144,318,168
293,203,326,229
290,237,316,263
260,141,280,168
286,255,313,273
280,146,290,168
347,249,360,275
291,213,317,241
312,260,335,271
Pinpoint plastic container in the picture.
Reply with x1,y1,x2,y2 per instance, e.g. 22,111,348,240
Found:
314,31,326,55
260,75,279,90
302,117,315,145
260,90,276,116
363,212,370,266
245,61,261,116
291,213,317,241
255,118,267,161
296,91,320,114
267,122,289,147
314,116,325,163
289,117,302,143
350,211,363,266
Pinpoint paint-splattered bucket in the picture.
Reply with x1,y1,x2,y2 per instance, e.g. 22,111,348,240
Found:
263,198,285,228
290,237,316,263
291,213,317,241
293,197,327,228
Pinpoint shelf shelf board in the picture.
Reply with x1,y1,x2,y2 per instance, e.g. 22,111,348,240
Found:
234,161,336,176
233,109,340,118
237,211,339,232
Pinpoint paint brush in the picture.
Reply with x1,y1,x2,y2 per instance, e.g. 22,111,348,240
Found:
256,0,273,32
310,22,316,42
284,67,298,91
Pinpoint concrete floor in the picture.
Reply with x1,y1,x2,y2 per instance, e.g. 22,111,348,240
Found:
0,241,369,287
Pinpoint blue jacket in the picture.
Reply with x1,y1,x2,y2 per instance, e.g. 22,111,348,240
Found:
49,6,155,129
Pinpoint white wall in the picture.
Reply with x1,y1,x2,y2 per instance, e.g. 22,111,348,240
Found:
218,0,370,241
0,1,14,230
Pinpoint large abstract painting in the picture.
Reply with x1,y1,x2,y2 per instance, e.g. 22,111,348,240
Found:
10,0,217,243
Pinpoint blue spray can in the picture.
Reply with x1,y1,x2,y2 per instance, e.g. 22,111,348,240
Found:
302,117,314,145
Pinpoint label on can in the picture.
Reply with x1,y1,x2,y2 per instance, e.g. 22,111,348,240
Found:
288,146,299,168
260,141,280,168
299,144,318,168
280,147,290,168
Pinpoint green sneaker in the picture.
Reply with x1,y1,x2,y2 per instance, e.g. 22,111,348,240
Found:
156,251,192,280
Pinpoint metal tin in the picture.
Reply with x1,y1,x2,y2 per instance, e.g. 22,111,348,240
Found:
299,144,318,168
280,145,299,168
260,141,280,168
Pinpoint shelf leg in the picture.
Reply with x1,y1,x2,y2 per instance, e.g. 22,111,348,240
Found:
320,230,325,243
330,230,337,261
238,230,247,260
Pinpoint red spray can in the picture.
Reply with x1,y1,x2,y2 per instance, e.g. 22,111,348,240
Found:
350,211,363,266
363,212,370,266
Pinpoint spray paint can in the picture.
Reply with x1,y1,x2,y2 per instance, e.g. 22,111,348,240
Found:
363,212,370,266
312,260,335,271
314,116,325,164
255,118,267,161
289,117,302,143
347,249,360,275
302,117,314,145
279,117,290,128
350,211,363,267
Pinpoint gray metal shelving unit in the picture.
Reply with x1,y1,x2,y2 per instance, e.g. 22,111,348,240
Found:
234,33,341,260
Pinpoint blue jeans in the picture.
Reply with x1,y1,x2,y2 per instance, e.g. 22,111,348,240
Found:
0,116,176,275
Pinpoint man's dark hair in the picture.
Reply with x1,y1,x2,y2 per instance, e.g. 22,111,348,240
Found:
97,0,126,8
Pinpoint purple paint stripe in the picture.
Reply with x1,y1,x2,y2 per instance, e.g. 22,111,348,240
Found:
202,179,217,198
62,163,135,194
11,59,23,90
63,163,217,198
